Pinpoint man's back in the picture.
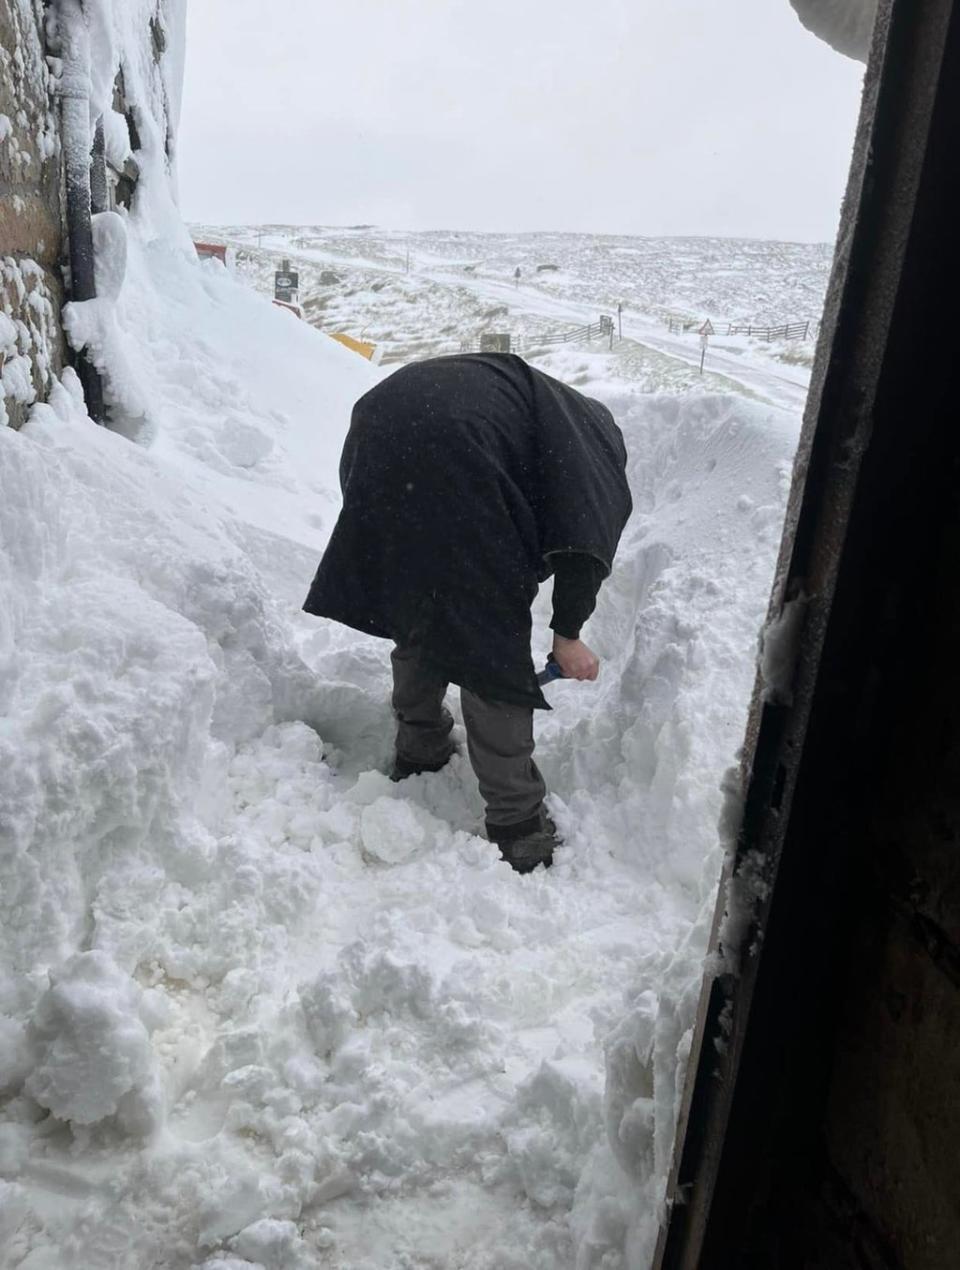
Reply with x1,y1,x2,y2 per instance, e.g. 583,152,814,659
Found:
342,353,541,507
303,353,632,870
305,353,631,707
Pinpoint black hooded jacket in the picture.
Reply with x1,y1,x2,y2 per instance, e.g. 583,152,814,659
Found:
303,353,632,707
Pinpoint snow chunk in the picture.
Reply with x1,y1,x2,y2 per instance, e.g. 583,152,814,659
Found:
0,310,16,349
1,354,34,404
721,848,773,965
298,973,355,1058
24,951,162,1132
360,796,431,864
0,1016,30,1097
502,1059,604,1209
101,107,132,169
195,1261,263,1270
231,1219,308,1270
759,595,808,705
217,419,274,469
91,210,128,301
197,1171,281,1247
790,0,877,60
0,1181,40,1263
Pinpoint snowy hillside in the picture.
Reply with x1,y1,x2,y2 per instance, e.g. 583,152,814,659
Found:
204,225,831,329
194,224,830,392
3,19,805,1264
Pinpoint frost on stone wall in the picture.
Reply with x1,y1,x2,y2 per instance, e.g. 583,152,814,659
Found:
0,0,63,427
52,0,188,238
0,0,190,432
0,0,58,187
0,258,60,429
52,0,192,400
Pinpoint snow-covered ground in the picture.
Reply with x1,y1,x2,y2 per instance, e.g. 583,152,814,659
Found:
1,208,801,1266
1,8,812,1246
193,224,828,408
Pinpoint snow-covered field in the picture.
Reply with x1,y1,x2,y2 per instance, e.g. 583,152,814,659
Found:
1,19,811,1251
194,224,828,407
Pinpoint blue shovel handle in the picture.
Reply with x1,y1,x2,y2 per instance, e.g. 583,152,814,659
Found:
537,654,567,687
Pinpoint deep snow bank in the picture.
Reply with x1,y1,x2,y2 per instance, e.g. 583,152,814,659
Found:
542,392,796,1266
0,344,356,979
1,350,796,1267
1,7,803,1264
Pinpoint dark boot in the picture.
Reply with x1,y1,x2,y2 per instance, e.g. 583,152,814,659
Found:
390,745,456,782
390,644,455,782
487,810,559,874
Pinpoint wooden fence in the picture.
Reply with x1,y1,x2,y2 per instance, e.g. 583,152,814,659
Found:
461,316,615,355
666,317,815,340
524,317,612,347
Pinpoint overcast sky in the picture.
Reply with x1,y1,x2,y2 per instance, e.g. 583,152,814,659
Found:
177,0,865,242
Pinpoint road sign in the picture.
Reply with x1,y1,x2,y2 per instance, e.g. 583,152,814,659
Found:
275,258,299,303
480,332,511,353
698,318,713,374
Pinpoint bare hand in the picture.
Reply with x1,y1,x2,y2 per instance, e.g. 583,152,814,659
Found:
552,634,600,681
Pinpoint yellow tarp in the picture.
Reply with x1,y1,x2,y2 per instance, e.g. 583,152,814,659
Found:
329,332,377,360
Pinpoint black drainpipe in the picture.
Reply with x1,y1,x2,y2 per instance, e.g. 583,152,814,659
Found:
90,116,108,216
56,0,105,423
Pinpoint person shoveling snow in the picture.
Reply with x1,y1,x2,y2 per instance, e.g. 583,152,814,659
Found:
304,353,632,871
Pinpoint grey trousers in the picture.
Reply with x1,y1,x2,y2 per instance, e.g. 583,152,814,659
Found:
391,644,546,831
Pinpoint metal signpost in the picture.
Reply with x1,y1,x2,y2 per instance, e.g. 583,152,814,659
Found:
698,318,714,373
479,332,511,353
274,258,299,305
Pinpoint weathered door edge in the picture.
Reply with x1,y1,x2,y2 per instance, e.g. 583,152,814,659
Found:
652,0,957,1262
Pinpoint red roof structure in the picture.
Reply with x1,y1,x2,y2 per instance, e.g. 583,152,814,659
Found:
193,241,227,264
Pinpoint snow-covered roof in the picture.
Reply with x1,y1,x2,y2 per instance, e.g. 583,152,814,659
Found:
790,0,878,60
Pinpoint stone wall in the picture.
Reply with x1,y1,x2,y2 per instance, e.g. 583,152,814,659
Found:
0,0,65,430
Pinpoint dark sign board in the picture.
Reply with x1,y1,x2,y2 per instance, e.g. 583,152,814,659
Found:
480,332,511,353
274,268,299,302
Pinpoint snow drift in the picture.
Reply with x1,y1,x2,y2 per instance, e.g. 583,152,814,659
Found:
0,3,801,1266
1,351,796,1266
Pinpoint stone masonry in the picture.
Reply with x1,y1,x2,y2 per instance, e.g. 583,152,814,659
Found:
1,0,65,429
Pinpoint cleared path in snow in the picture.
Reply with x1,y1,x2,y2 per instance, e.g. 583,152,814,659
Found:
2,238,801,1270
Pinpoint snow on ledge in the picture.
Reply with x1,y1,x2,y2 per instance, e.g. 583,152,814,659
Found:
790,0,878,61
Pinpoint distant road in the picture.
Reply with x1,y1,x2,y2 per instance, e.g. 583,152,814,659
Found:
422,266,811,413
224,234,812,413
